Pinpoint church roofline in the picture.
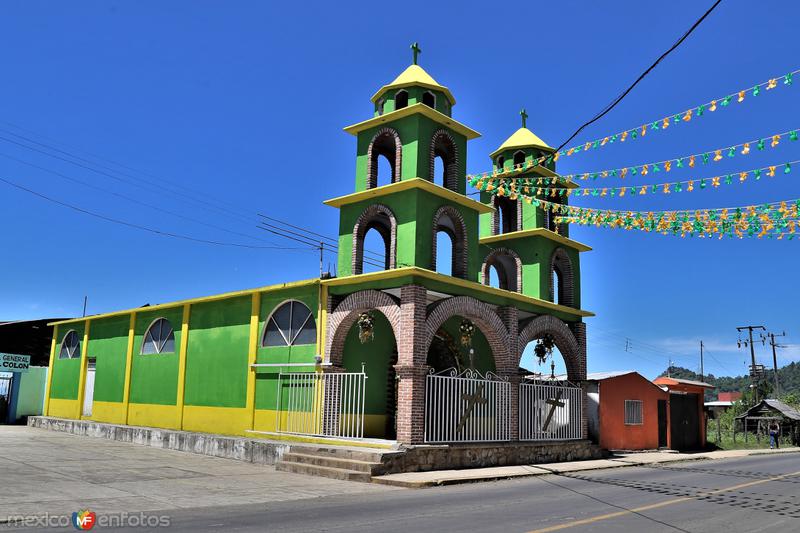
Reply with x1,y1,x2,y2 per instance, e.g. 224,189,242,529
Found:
370,64,456,106
490,127,554,159
47,279,320,327
321,266,594,318
343,103,480,140
323,177,494,214
479,228,592,252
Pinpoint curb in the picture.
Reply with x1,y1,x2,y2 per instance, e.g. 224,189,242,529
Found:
372,450,800,488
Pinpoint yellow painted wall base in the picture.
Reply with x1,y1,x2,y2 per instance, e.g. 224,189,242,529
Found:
47,398,79,419
182,405,251,436
363,414,388,438
127,403,181,430
90,401,128,424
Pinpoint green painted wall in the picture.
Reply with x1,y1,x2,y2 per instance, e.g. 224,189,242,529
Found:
478,239,582,308
49,322,85,400
341,312,396,416
354,114,468,193
88,315,129,403
254,284,320,411
129,307,184,406
336,188,480,280
184,296,250,408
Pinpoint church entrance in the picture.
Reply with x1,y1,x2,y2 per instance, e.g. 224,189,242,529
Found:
341,311,398,440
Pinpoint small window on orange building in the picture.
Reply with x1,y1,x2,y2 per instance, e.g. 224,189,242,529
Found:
624,400,643,425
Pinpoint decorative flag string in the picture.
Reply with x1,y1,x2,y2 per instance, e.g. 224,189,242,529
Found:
530,196,800,240
480,160,796,201
482,127,797,185
466,68,799,182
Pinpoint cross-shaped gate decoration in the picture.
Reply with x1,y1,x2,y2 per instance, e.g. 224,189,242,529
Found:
456,383,487,433
542,390,565,431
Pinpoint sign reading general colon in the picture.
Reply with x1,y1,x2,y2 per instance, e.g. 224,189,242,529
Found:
0,353,31,373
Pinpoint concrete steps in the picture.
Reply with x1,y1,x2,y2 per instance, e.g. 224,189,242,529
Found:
275,444,403,483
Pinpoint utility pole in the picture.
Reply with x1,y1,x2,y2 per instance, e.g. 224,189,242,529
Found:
700,340,704,383
737,325,766,403
319,242,324,278
82,296,88,318
763,331,787,398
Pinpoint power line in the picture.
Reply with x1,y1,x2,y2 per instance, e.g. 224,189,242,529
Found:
0,174,305,251
0,123,389,261
0,149,286,247
551,0,723,154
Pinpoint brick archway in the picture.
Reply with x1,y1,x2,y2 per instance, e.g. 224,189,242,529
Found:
517,315,585,381
366,127,402,189
550,247,574,307
352,204,397,275
423,296,513,372
431,205,468,279
325,290,401,367
429,129,459,191
481,247,523,293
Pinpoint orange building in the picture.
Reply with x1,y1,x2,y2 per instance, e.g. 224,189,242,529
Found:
586,371,669,451
653,377,715,450
585,372,714,451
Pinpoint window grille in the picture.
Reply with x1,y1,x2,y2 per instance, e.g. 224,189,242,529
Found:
624,399,643,425
58,330,81,359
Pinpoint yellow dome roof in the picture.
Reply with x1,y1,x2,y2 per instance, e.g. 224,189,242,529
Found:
371,64,456,106
490,127,553,159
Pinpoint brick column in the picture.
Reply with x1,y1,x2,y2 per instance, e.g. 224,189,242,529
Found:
395,285,428,444
571,321,588,439
498,372,521,441
394,364,430,444
495,306,519,374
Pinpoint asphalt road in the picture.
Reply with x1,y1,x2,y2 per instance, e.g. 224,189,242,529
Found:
83,452,799,533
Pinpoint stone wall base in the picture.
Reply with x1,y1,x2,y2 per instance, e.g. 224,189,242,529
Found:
383,440,606,474
28,416,290,465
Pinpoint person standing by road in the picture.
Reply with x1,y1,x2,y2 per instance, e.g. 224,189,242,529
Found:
768,421,780,449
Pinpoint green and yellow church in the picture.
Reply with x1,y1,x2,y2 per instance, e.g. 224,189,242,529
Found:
43,49,594,454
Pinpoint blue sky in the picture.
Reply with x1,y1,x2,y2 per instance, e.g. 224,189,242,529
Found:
1,1,799,380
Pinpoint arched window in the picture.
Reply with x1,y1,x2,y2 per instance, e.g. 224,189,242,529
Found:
395,90,409,110
422,91,436,108
494,195,520,234
141,318,175,354
481,248,522,292
262,301,317,347
366,128,402,189
58,330,81,359
435,231,453,276
550,248,574,307
352,204,397,275
513,150,526,169
430,130,459,191
432,206,467,279
488,265,501,288
376,97,386,116
496,156,505,172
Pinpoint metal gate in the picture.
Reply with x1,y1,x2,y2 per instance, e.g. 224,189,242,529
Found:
0,373,12,424
276,371,366,439
520,379,583,441
424,368,511,443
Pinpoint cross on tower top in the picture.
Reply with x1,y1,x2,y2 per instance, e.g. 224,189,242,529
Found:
520,108,528,128
411,42,421,65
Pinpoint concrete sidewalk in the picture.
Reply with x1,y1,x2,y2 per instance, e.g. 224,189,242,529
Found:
371,447,800,488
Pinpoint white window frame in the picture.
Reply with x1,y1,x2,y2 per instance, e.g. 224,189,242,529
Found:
140,317,176,355
624,399,644,425
261,299,316,348
58,330,81,359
